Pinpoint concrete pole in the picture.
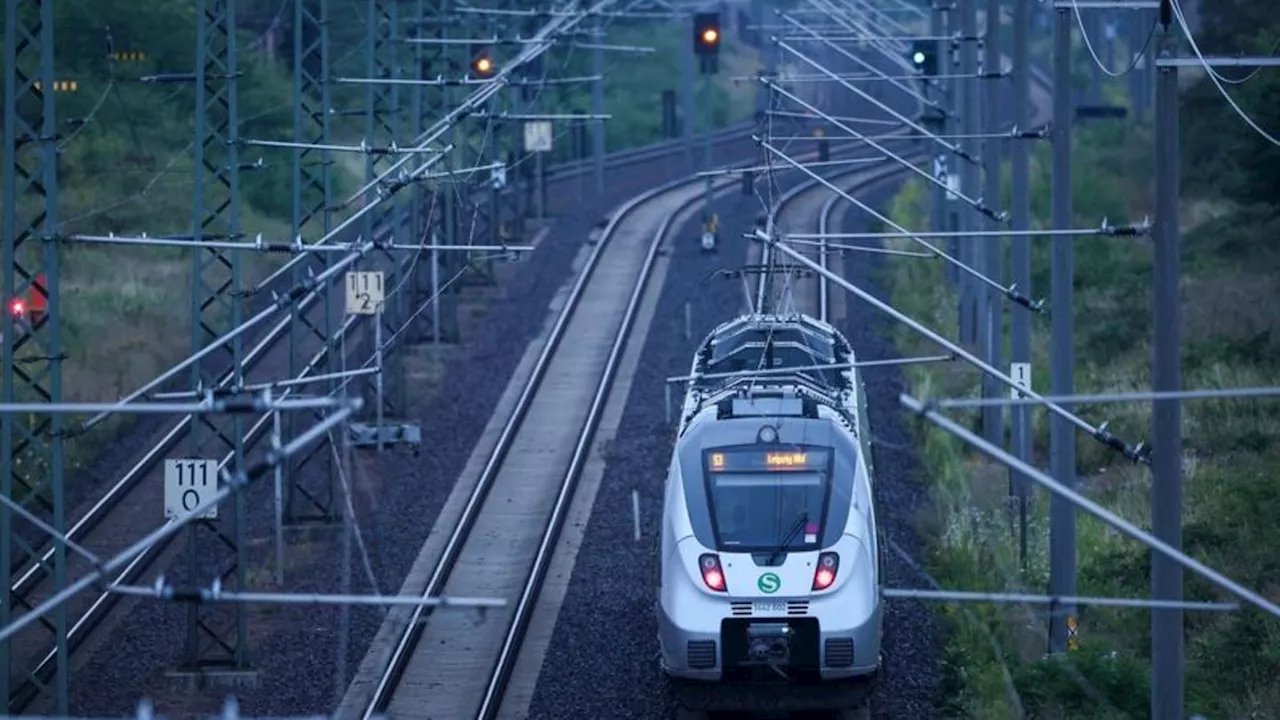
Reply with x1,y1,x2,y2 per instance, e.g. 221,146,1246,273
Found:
980,0,1004,447
1009,0,1033,562
958,0,979,348
681,12,696,174
945,5,962,293
1048,3,1078,654
1151,0,1183,714
930,2,948,262
591,18,605,195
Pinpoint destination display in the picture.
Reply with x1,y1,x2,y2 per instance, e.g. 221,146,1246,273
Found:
706,447,828,472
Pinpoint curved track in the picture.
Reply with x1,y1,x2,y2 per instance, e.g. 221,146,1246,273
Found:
359,146,770,720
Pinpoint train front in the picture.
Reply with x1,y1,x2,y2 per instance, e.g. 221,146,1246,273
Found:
656,411,881,688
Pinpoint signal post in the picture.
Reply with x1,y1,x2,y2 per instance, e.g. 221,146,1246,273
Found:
694,11,721,251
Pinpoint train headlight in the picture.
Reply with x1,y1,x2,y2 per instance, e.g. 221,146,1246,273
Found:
812,551,839,591
699,553,727,592
758,425,778,444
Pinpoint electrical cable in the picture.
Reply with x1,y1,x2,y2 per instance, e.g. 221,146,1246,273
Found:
1171,0,1280,146
1069,0,1157,78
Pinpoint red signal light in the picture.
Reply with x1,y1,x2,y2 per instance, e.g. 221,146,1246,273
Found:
10,299,25,317
699,553,726,592
812,552,839,591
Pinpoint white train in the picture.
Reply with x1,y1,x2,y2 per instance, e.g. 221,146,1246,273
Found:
655,313,882,714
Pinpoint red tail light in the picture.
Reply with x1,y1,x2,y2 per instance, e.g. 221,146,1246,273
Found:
699,553,726,592
812,552,839,591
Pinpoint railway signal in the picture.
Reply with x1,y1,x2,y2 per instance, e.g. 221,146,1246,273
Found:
694,12,721,74
9,274,48,324
909,39,937,78
470,44,495,78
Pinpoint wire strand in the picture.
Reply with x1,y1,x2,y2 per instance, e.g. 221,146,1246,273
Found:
1171,0,1280,146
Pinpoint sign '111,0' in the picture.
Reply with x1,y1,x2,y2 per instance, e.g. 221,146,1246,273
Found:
164,458,219,520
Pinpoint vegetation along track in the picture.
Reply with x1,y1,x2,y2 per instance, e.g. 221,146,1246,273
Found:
0,120,781,714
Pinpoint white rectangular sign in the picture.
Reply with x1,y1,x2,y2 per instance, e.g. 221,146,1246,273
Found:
165,458,219,520
345,271,385,315
523,120,553,152
752,600,786,615
1010,362,1032,399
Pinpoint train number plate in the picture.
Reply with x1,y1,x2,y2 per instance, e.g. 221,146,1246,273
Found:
752,600,787,614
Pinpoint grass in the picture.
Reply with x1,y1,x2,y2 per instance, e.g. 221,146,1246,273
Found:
878,113,1280,718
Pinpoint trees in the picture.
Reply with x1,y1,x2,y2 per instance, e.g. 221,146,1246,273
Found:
1179,18,1280,210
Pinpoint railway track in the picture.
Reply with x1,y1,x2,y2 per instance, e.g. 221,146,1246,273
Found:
351,116,898,718
358,143,772,720
0,120,791,714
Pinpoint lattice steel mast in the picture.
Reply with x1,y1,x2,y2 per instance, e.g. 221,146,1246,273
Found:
285,0,339,525
2,0,69,711
181,0,252,679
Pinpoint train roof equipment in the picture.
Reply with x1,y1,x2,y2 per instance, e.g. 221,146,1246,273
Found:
670,313,871,455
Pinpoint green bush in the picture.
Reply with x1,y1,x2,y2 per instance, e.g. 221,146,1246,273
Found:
881,41,1280,715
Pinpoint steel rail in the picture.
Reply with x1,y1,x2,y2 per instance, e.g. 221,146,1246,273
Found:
473,148,707,720
4,120,793,713
359,149,742,720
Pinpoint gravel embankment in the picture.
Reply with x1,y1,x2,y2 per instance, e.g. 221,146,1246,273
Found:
58,137,784,717
841,179,941,720
523,175,942,720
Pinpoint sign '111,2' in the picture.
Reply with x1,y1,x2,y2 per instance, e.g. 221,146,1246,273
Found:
345,271,386,316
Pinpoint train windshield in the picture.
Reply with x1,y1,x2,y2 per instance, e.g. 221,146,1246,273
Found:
702,447,832,552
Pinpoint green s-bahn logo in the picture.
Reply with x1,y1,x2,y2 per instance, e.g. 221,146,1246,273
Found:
757,572,781,594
